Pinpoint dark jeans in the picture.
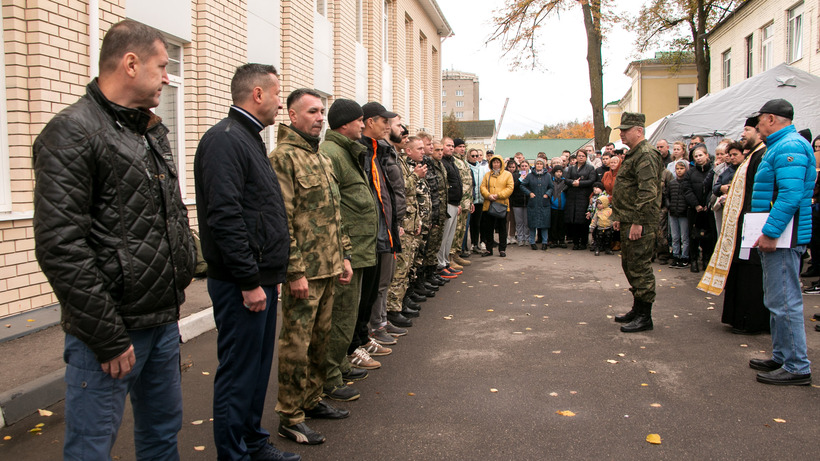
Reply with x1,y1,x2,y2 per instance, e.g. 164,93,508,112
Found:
481,212,507,252
349,262,381,354
210,279,279,460
550,209,566,243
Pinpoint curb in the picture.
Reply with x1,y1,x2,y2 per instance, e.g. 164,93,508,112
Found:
0,308,215,429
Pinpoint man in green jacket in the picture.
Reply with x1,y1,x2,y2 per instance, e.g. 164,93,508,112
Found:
319,99,383,402
611,112,663,333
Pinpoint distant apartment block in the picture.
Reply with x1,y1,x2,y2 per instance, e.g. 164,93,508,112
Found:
441,70,479,121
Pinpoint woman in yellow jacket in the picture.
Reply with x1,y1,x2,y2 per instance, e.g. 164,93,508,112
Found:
480,155,515,257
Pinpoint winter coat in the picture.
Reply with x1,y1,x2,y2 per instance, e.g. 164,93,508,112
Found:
591,196,613,228
480,155,514,211
33,80,196,363
378,140,406,224
664,176,689,217
321,130,379,269
509,173,529,208
601,164,619,195
520,169,554,228
712,163,737,197
359,135,402,254
563,161,597,223
682,161,713,208
551,176,567,210
751,124,816,244
442,154,462,205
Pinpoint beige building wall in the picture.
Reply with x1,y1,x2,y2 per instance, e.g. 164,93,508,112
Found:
708,0,820,92
441,70,479,121
0,0,450,318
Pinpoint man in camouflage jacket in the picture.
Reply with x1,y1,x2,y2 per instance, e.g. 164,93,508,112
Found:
611,112,663,333
271,89,353,445
451,138,474,263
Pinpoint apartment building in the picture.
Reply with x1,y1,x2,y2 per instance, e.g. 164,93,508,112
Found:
0,0,451,318
441,70,479,120
708,0,820,90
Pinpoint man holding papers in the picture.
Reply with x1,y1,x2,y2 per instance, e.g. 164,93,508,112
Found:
749,99,815,386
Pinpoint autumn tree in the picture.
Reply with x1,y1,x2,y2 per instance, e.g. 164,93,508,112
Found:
630,0,737,98
508,119,595,139
442,111,464,140
487,0,612,149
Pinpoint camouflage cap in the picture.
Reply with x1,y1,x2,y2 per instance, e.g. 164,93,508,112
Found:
615,112,646,130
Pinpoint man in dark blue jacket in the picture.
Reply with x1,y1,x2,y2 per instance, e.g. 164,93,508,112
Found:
749,99,815,386
194,64,299,460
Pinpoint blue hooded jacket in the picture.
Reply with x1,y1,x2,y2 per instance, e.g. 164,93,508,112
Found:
750,125,816,245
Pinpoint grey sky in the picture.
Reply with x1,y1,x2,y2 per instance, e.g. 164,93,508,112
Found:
438,0,650,138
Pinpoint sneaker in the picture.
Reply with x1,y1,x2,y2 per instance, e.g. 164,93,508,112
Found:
678,259,690,268
323,384,360,401
385,322,408,337
278,422,325,445
442,265,462,275
250,440,301,461
436,269,458,279
803,285,820,295
364,338,393,356
369,328,398,345
479,242,487,251
341,367,369,381
348,346,382,369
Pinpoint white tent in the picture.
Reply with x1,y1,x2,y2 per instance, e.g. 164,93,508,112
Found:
647,63,820,152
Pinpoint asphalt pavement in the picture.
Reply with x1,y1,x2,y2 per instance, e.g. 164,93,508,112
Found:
0,245,818,460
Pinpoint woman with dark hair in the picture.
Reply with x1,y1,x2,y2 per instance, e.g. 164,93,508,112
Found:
520,158,553,250
506,159,525,245
480,155,514,257
563,150,596,249
510,160,531,246
682,145,714,272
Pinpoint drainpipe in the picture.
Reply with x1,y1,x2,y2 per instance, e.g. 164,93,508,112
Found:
89,0,99,80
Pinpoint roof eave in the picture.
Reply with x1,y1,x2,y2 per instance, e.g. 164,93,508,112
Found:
421,0,454,37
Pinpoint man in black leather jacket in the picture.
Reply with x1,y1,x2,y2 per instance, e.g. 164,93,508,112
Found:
33,20,195,460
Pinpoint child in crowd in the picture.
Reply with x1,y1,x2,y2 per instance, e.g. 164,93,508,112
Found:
586,182,608,251
549,165,567,248
665,159,690,268
590,196,613,256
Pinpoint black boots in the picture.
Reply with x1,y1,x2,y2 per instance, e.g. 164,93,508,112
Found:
614,301,637,323
620,300,654,333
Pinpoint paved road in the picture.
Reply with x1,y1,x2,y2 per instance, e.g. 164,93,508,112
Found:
1,246,818,460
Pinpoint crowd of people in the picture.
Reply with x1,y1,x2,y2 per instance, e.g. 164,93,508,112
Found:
28,20,817,461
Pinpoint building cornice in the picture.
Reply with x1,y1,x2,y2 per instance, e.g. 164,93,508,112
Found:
420,0,454,37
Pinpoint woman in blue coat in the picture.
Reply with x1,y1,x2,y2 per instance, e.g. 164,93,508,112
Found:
520,158,554,250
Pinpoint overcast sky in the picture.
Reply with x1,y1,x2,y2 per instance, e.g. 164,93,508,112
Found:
438,0,652,138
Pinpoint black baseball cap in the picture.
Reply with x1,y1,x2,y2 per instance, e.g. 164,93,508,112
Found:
362,102,398,120
749,99,794,120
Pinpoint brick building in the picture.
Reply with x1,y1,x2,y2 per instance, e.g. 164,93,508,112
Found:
441,70,479,120
0,0,452,318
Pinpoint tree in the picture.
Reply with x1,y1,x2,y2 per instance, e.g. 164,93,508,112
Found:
630,0,737,98
508,119,595,139
487,1,612,149
442,111,464,140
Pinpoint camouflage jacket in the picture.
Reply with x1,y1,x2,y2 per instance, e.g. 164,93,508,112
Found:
320,130,378,270
398,154,422,233
611,139,663,227
431,158,449,225
270,124,352,281
455,155,473,209
423,156,443,225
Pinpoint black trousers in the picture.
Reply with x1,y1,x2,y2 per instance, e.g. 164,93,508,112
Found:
550,209,566,243
469,206,483,248
481,212,508,252
348,262,380,354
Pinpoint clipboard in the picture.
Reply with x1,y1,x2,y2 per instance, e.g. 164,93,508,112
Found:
739,212,793,259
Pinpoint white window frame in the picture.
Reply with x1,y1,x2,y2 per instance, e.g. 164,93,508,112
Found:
442,100,446,107
787,3,803,63
455,111,463,118
441,90,446,97
722,49,731,89
154,41,187,198
745,34,753,78
455,89,464,97
761,23,774,71
456,100,464,107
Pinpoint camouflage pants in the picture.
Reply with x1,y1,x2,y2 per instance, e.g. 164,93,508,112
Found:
452,206,469,254
387,232,420,312
656,208,671,259
620,227,656,304
276,277,334,426
322,269,364,389
424,223,445,266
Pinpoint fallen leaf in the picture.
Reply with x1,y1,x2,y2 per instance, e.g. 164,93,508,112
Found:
29,428,41,433
615,283,620,287
38,409,53,417
706,306,715,310
646,434,662,445
513,331,523,334
556,410,576,417
35,423,44,428
490,388,498,393
673,315,679,318
27,319,35,322
740,344,748,348
443,316,453,320
202,371,210,375
4,324,10,328
641,383,649,387
4,435,11,440
606,315,613,319
578,322,587,325
650,403,662,408
408,392,415,396
570,391,578,395
486,309,494,312
534,295,544,298
640,346,646,349
606,360,619,364
549,392,558,397
649,370,657,374
617,353,625,357
513,281,519,284
773,418,786,423
194,446,205,451
552,350,561,354
525,327,532,331
509,318,515,321
191,420,204,425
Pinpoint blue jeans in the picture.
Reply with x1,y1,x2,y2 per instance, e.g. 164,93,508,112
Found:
529,227,548,244
759,246,811,374
210,279,279,460
668,215,689,258
63,323,182,461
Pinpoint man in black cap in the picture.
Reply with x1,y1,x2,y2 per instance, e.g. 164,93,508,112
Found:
611,112,663,333
748,99,814,385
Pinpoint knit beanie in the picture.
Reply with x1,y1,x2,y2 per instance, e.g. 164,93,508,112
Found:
328,99,363,130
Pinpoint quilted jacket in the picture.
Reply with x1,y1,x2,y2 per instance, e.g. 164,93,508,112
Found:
751,125,816,244
33,80,196,363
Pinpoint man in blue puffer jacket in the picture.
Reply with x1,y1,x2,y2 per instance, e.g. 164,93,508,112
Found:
749,99,815,386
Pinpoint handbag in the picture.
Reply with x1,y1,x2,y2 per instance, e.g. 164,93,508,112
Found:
487,201,507,219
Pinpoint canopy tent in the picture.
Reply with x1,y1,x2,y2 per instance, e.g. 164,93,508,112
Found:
647,63,820,152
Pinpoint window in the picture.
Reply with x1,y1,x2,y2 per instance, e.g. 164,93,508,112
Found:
788,3,803,62
356,0,363,43
761,23,773,71
441,90,446,97
316,0,326,16
455,90,464,96
442,101,446,107
745,34,753,78
678,83,696,109
455,112,463,118
722,49,731,88
456,100,464,107
153,42,187,197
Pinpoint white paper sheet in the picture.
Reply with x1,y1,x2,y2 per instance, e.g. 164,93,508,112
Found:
739,212,794,260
